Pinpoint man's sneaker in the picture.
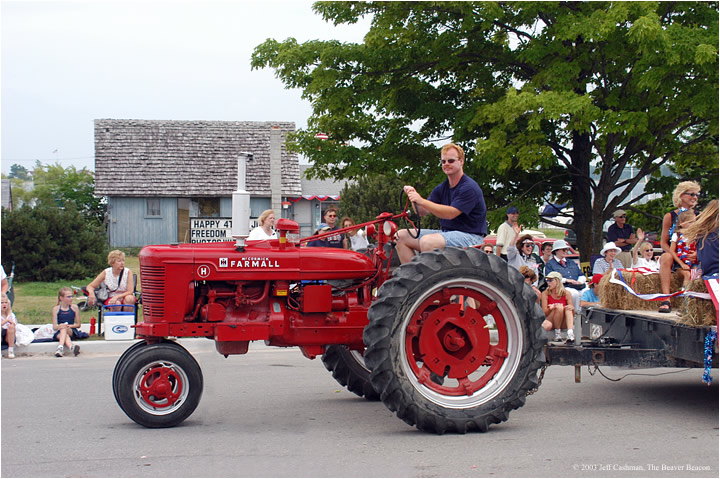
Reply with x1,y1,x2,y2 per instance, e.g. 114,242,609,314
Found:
73,345,80,356
8,350,15,359
553,331,563,342
566,329,575,342
55,346,64,358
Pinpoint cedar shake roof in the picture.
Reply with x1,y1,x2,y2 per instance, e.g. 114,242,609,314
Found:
94,119,301,197
299,164,346,197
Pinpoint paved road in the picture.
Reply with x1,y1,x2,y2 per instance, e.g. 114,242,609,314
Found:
1,341,718,477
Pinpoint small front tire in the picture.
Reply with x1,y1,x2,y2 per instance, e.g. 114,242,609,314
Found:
114,342,203,428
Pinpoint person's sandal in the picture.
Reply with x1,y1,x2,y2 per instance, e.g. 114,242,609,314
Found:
658,300,672,313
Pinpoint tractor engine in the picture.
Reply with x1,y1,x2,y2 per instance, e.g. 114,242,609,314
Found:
136,219,381,358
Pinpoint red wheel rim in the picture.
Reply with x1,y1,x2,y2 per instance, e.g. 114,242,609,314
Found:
132,360,190,414
404,286,511,396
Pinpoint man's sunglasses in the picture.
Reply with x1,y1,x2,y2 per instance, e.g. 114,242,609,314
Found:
616,215,626,218
440,159,457,165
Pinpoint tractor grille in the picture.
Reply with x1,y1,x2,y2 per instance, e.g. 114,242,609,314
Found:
140,265,165,321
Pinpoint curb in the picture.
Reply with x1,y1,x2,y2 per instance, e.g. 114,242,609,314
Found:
2,337,221,358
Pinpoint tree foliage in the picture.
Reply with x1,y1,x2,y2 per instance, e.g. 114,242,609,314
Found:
1,203,107,282
12,162,105,225
8,164,31,181
252,1,718,259
338,173,441,230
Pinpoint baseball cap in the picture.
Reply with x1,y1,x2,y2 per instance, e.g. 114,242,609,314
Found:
317,223,331,232
546,272,564,282
591,274,604,285
507,206,519,214
613,209,626,217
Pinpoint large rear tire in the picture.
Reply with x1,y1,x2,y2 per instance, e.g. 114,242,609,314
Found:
114,342,203,428
364,247,546,434
322,345,380,401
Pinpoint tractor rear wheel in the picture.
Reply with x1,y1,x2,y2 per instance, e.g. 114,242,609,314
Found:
364,247,546,434
322,345,380,400
114,342,203,428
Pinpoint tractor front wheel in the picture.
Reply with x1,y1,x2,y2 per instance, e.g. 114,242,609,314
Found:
364,247,546,434
114,342,203,428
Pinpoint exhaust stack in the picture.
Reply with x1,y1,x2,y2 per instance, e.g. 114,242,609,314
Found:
232,152,253,250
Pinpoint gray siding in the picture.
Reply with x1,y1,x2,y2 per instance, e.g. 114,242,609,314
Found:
108,197,178,247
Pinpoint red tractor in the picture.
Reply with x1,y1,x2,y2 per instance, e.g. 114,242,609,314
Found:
112,211,546,434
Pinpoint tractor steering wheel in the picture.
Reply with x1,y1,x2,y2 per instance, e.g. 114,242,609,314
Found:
401,191,421,240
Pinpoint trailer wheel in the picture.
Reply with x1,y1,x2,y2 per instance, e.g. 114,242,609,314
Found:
114,342,203,428
322,345,380,401
364,247,546,434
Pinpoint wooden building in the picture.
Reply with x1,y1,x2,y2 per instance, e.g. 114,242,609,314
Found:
94,119,301,247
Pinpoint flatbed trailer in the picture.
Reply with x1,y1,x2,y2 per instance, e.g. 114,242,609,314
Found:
546,307,717,372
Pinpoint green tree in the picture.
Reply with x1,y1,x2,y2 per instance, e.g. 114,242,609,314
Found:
8,164,31,181
1,203,107,282
21,162,105,224
339,173,441,230
253,1,718,260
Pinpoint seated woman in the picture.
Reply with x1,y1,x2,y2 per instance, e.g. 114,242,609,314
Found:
88,250,136,312
630,228,659,271
507,223,541,277
592,242,623,275
657,181,700,313
341,217,369,251
542,272,575,342
518,266,541,303
248,209,277,240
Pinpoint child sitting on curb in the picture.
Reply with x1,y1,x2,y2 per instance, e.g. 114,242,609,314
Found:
2,294,17,358
51,287,81,357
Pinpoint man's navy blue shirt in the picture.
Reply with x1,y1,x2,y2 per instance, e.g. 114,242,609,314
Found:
428,174,487,236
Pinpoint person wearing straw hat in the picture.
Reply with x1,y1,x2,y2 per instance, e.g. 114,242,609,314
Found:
542,271,575,343
506,222,542,279
592,242,624,275
543,239,585,314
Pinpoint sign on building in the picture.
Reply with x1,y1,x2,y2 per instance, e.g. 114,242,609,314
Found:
189,217,258,243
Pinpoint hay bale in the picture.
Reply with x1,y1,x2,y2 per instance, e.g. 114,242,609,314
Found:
678,279,717,326
599,270,684,311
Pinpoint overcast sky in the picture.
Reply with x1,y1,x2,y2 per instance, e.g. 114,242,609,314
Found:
1,0,371,174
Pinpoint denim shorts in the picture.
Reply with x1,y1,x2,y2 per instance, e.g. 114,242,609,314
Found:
418,229,485,248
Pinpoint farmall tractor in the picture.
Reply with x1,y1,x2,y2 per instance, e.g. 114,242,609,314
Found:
112,155,547,434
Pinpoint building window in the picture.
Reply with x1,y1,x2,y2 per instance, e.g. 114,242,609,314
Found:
146,198,162,218
196,198,220,217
